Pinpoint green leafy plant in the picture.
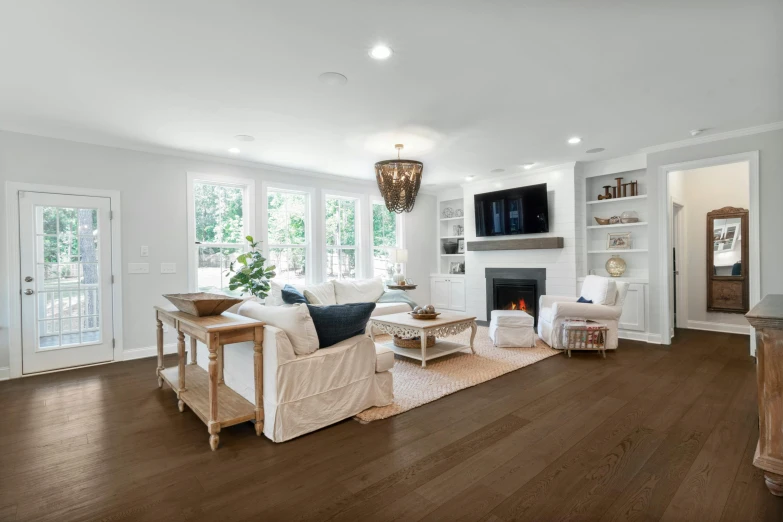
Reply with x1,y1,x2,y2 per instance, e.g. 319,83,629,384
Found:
226,236,276,298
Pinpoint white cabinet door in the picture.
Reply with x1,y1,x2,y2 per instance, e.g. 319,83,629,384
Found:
431,278,450,309
448,280,466,311
619,283,646,332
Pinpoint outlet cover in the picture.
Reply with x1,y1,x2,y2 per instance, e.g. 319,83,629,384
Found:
128,263,149,274
160,263,176,274
140,245,149,257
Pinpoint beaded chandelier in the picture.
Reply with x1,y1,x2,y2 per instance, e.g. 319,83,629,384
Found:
374,144,423,213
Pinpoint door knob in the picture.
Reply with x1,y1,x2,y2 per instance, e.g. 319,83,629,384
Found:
24,289,34,295
24,276,33,282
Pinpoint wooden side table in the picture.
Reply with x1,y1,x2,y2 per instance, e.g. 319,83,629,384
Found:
746,295,783,495
155,307,264,450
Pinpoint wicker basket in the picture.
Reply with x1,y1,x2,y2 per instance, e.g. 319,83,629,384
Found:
393,335,436,349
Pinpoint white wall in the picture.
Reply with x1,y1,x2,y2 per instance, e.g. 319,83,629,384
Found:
647,128,783,342
670,163,749,331
0,130,436,373
462,164,578,321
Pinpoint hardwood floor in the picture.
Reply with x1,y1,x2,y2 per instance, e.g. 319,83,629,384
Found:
1,329,780,521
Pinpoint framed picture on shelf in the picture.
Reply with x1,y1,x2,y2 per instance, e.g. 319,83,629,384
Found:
449,261,465,274
607,232,631,250
457,239,465,253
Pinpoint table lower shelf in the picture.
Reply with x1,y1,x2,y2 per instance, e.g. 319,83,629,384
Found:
160,365,255,428
381,339,472,363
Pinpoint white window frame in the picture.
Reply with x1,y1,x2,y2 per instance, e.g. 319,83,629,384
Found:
186,172,255,293
323,192,362,281
263,183,314,285
371,198,404,279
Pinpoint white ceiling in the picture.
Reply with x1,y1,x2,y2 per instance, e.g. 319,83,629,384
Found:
0,0,781,185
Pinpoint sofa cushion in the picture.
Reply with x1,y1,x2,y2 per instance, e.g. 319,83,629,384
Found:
225,295,260,314
372,302,413,316
265,280,306,306
580,276,617,305
333,278,385,304
303,281,337,305
307,303,376,348
282,284,307,304
490,309,534,327
374,344,395,372
238,301,319,356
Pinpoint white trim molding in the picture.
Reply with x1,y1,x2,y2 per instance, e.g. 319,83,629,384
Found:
619,331,662,344
642,121,783,154
5,182,124,379
0,367,9,381
686,321,750,336
657,151,760,355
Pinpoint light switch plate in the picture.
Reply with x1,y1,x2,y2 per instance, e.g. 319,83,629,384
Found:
140,245,149,257
128,263,149,274
160,263,176,274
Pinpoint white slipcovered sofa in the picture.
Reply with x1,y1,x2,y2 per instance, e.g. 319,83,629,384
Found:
194,278,404,442
537,275,629,350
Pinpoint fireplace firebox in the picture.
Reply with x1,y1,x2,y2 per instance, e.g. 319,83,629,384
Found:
484,268,546,327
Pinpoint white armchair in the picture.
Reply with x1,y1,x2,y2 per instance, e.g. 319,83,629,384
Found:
537,275,629,350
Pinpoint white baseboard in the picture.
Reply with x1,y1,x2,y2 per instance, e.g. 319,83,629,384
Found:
619,331,662,344
0,366,9,381
123,343,178,361
687,320,750,336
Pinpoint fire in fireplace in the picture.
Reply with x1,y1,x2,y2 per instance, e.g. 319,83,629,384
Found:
493,279,539,325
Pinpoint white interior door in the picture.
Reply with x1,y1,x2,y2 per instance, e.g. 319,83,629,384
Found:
19,191,114,374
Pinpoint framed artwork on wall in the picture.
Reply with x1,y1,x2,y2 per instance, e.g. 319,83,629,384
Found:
607,232,631,250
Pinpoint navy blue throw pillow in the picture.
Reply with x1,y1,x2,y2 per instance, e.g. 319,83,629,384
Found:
307,303,376,348
577,296,593,304
282,284,307,304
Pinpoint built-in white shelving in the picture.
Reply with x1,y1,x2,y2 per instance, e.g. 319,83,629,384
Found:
440,235,464,239
440,216,465,222
586,194,648,205
586,222,648,230
588,249,648,254
437,197,467,275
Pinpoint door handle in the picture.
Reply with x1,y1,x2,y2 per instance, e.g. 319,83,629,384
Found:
24,276,33,282
24,289,34,295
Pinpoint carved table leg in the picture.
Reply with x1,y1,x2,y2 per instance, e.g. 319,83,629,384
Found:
469,321,477,354
253,326,264,437
420,329,427,368
176,329,186,411
156,317,164,388
190,336,197,365
218,344,225,384
207,332,221,450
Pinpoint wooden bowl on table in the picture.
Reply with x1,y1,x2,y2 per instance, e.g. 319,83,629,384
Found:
409,312,441,320
163,293,243,317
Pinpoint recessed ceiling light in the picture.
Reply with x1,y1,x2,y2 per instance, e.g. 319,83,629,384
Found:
318,72,348,86
490,168,505,173
567,137,582,145
234,135,255,142
369,45,393,60
465,176,475,181
228,147,240,154
586,147,605,153
522,163,535,170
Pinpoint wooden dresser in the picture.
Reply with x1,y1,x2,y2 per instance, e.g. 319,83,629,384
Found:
746,294,783,495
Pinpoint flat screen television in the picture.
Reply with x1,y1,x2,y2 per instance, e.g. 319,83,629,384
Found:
474,183,549,237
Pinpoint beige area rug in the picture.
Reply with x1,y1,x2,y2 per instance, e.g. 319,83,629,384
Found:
355,325,559,422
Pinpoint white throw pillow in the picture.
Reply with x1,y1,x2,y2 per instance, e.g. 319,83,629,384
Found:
238,301,319,356
581,276,617,305
333,278,385,304
302,281,336,305
225,295,260,314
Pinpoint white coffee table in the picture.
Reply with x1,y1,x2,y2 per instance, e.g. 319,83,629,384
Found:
369,311,477,368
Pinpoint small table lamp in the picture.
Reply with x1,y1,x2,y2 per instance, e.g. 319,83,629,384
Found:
391,248,408,284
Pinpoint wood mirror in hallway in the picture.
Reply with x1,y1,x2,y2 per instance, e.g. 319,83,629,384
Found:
707,206,749,313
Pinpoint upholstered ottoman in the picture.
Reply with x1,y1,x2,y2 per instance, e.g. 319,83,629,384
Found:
489,310,535,348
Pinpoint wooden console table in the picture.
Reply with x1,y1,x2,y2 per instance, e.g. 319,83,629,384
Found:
155,307,264,450
746,295,783,495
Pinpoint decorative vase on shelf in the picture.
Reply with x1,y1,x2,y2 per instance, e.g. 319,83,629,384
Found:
620,210,640,223
605,255,627,277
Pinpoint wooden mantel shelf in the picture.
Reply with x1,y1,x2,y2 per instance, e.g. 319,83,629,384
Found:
467,237,564,252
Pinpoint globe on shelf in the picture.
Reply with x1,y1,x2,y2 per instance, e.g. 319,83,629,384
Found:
620,210,640,224
605,255,627,277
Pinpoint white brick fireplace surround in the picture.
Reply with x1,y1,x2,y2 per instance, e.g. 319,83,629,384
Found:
462,164,579,322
